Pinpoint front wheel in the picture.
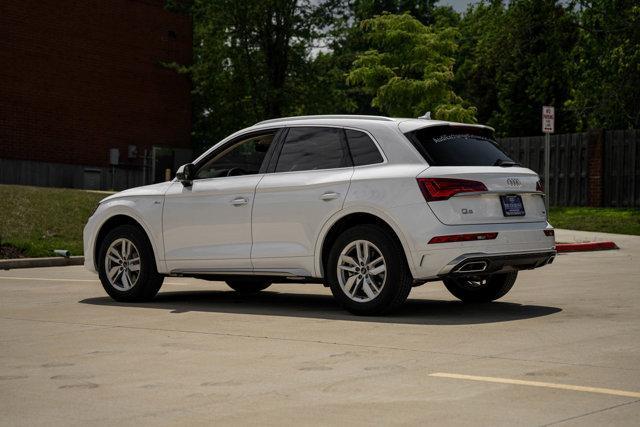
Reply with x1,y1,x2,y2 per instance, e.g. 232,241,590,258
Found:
443,272,518,303
97,224,164,302
327,225,413,315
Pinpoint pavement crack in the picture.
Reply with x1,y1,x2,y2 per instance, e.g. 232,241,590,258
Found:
2,315,639,373
0,315,457,355
542,398,640,426
476,354,640,373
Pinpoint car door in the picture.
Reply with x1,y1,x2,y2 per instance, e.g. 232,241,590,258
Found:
251,126,354,276
163,129,281,273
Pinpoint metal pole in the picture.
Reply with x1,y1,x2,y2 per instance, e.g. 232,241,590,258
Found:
544,132,550,214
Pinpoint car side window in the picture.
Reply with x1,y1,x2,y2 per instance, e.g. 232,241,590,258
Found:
275,127,351,172
195,132,276,179
345,129,384,166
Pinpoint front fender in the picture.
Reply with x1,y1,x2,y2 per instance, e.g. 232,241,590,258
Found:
90,197,167,273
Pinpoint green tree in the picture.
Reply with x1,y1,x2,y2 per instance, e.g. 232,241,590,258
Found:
353,0,440,24
166,0,349,151
455,0,578,136
347,13,476,121
568,0,640,129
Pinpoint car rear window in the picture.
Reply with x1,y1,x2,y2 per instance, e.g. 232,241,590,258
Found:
405,126,513,166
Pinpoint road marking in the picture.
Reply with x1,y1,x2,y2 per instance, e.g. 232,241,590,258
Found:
0,276,97,282
0,276,185,286
429,373,640,398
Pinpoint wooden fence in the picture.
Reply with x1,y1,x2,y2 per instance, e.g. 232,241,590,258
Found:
603,130,640,208
498,130,640,208
498,133,589,206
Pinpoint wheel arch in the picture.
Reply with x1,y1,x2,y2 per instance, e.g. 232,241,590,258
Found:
316,209,416,279
93,214,160,272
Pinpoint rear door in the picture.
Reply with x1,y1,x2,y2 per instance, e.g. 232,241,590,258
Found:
406,125,547,225
251,126,353,274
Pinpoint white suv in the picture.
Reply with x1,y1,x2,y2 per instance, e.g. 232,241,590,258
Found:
84,115,555,315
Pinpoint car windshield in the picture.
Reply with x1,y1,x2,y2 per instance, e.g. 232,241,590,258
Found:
405,126,514,166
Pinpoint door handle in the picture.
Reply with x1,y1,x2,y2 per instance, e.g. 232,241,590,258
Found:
231,197,248,206
320,192,340,201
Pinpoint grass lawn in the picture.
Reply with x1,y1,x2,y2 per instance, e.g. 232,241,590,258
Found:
0,184,108,258
549,206,640,236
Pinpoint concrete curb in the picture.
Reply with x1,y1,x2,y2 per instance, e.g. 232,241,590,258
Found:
0,256,84,270
556,241,618,252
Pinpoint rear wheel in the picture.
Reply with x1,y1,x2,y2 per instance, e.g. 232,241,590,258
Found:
98,224,164,302
327,225,412,315
226,279,272,294
443,272,518,303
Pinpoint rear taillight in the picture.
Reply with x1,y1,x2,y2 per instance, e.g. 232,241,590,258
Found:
544,229,555,237
417,178,488,202
428,232,498,244
536,180,544,192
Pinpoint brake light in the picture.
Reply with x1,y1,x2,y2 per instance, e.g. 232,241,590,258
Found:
417,178,488,202
536,180,544,192
428,232,498,244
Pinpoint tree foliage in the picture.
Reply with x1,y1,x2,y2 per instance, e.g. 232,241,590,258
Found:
568,0,640,130
347,13,476,121
455,0,578,136
166,0,639,149
166,0,350,150
352,0,440,24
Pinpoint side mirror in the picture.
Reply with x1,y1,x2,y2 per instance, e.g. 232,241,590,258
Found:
176,163,195,186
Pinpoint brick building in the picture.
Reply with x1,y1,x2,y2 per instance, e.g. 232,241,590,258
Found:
0,0,193,189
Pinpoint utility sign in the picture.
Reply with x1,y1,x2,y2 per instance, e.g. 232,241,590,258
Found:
542,106,555,133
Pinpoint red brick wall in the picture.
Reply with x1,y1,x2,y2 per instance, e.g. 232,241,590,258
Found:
0,0,192,167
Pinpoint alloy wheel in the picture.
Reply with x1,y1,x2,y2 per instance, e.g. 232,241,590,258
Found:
337,239,387,302
104,238,141,291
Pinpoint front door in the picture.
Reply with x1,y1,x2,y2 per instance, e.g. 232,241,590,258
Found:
163,130,279,273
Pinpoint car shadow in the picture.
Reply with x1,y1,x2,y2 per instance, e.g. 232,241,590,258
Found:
79,290,561,325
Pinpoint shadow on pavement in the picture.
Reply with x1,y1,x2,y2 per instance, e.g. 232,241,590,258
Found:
80,289,561,325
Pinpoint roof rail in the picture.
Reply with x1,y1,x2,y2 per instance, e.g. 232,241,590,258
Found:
255,115,395,125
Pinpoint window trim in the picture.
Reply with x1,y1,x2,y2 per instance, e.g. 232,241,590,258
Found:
339,125,388,166
269,125,353,174
342,127,386,167
265,125,387,174
191,128,284,181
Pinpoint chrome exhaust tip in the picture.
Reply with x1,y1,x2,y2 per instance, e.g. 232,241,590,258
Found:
455,260,488,274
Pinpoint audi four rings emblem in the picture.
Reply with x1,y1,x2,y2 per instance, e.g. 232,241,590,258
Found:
506,178,522,187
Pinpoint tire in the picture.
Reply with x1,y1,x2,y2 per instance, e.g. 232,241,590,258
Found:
327,224,413,315
443,272,518,303
97,224,164,302
226,279,272,294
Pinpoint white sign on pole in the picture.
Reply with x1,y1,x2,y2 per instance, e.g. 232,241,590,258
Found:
542,106,555,133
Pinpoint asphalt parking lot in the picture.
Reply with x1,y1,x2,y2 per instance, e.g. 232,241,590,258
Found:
1,230,640,426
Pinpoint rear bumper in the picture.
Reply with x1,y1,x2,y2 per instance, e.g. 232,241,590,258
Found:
437,250,556,277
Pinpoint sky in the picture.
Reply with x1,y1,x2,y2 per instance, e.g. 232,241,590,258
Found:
440,0,480,13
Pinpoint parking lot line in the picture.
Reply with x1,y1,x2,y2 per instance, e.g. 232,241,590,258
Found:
0,276,96,282
429,373,640,398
